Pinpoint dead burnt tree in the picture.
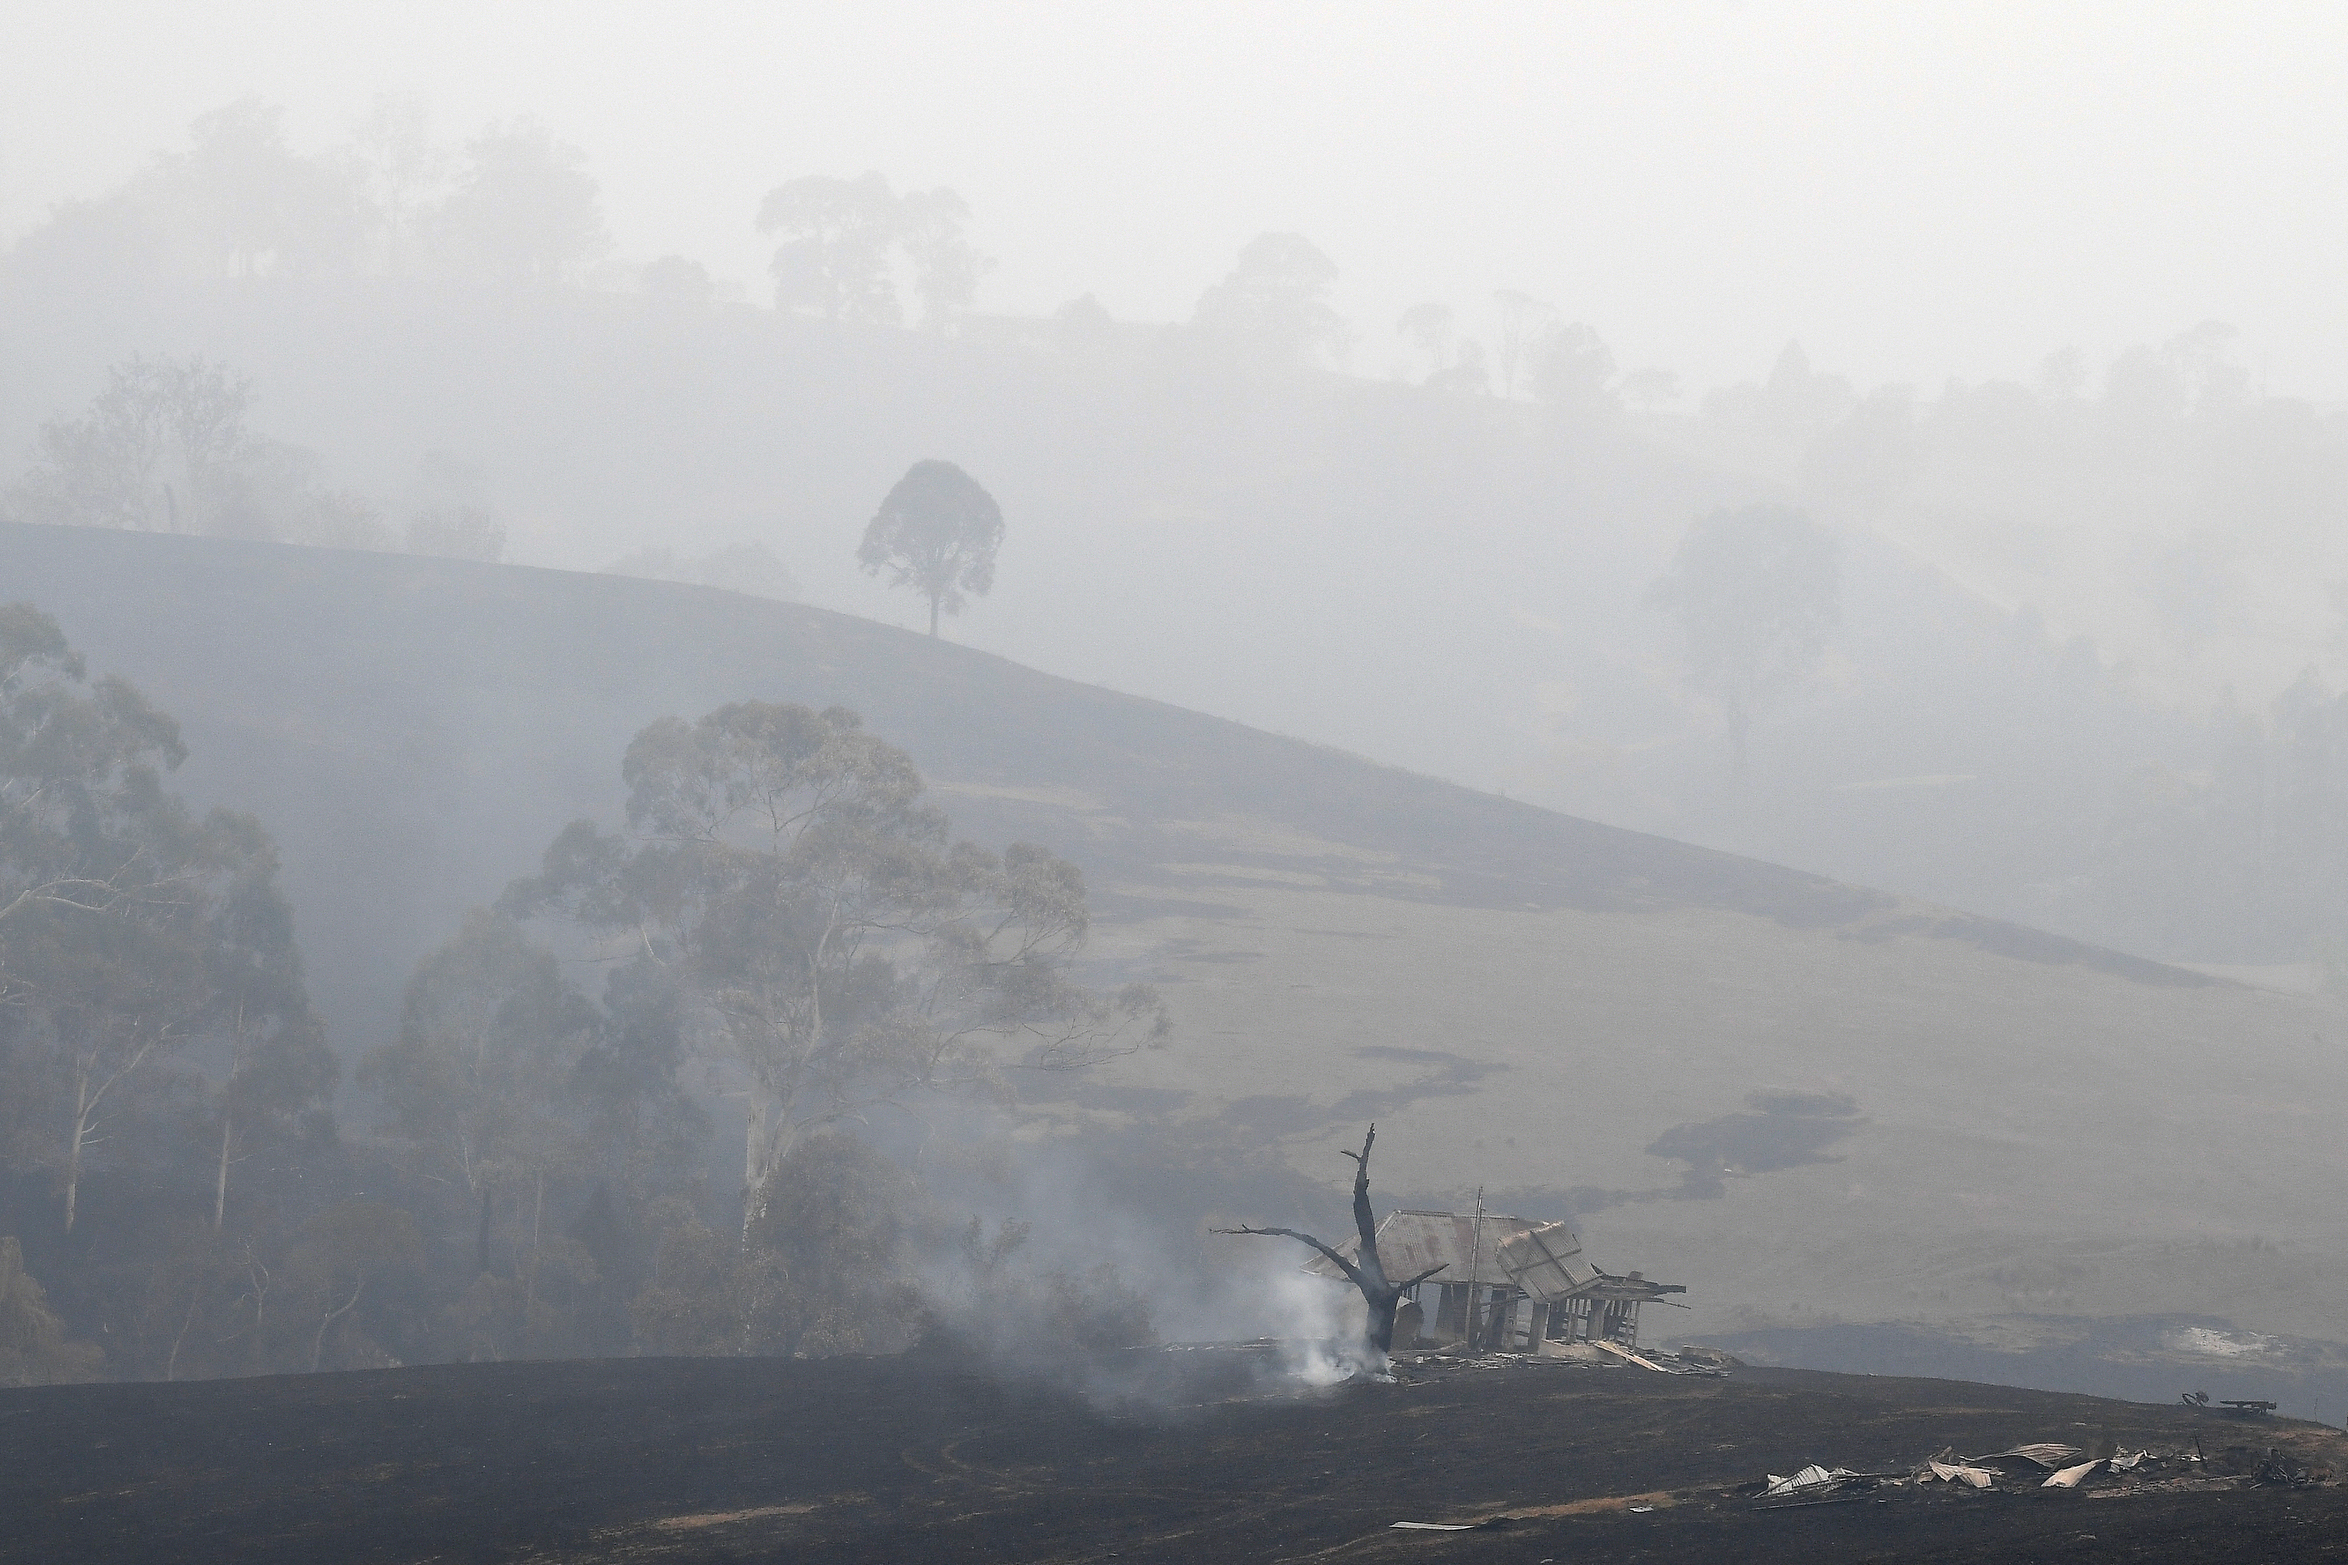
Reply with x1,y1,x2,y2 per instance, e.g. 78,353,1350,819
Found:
1214,1124,1445,1359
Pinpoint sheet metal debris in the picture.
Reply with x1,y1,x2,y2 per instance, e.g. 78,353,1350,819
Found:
2253,1448,2316,1486
1752,1429,2328,1513
1764,1465,1851,1497
1979,1443,2084,1468
1925,1461,1997,1488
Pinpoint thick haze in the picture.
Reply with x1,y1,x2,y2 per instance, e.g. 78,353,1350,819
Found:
9,3,2348,974
13,0,2348,1426
8,2,2347,401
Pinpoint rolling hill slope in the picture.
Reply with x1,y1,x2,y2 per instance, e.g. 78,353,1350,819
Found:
6,521,2342,1354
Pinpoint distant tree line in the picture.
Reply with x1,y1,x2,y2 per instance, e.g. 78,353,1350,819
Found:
0,609,1163,1384
0,354,503,559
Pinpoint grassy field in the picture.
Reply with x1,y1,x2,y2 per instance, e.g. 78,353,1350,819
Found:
6,520,2342,1360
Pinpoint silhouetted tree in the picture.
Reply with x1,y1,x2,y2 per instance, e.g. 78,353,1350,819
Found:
1397,301,1454,376
755,173,986,328
1802,386,1922,518
1646,505,1841,778
431,119,608,288
343,94,446,276
8,357,253,534
1192,233,1349,367
757,172,906,323
896,186,988,329
1492,289,1557,400
1214,1125,1445,1364
5,356,380,547
858,460,1004,637
144,97,367,276
1397,302,1490,393
1528,321,1619,416
638,254,716,303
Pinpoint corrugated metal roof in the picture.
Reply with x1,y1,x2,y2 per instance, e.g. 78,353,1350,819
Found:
1494,1220,1593,1302
1302,1209,1534,1288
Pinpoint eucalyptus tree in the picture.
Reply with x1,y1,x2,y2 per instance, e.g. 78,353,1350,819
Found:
193,811,337,1231
18,801,320,1237
0,603,188,966
360,910,603,1274
507,700,1165,1231
0,604,309,1234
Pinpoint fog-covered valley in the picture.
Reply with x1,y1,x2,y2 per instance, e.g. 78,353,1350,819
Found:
5,3,2347,1484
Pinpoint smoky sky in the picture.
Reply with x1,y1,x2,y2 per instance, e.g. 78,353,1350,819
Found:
7,1,2346,402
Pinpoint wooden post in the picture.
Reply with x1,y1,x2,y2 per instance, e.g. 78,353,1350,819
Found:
1463,1188,1485,1350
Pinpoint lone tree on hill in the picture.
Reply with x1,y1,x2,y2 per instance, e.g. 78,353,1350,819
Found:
1214,1124,1446,1364
1646,504,1840,779
858,460,1004,637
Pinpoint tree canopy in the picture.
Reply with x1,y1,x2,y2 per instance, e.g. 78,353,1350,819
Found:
1191,232,1349,367
1646,505,1841,777
756,172,987,328
857,460,1005,637
506,700,1165,1229
0,605,331,1236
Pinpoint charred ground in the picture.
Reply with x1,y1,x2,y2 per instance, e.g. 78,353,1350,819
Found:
10,1353,2347,1564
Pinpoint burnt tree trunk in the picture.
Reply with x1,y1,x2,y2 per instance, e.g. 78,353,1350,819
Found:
1215,1124,1446,1362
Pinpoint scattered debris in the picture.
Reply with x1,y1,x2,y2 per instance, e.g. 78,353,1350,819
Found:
2221,1399,2279,1416
1923,1461,1998,1488
1765,1465,1849,1497
1757,1464,1898,1502
1977,1443,2085,1468
2252,1448,2315,1487
2042,1459,2103,1489
1746,1428,2341,1513
1592,1338,1686,1374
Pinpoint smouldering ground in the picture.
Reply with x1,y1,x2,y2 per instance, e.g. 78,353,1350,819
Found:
8,1352,2348,1564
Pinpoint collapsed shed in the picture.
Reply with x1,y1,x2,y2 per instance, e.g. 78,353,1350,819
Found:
1303,1210,1685,1351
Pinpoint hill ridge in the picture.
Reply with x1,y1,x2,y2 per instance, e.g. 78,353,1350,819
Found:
0,519,2211,1057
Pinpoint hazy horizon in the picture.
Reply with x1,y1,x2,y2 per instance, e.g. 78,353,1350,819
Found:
9,2,2348,404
